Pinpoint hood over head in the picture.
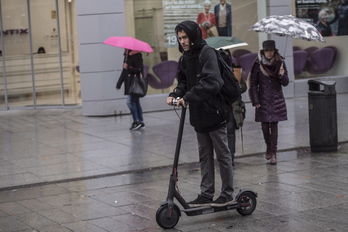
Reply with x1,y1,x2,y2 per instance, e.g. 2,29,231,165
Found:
175,20,206,55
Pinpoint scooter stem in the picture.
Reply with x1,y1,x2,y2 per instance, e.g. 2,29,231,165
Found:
172,107,186,172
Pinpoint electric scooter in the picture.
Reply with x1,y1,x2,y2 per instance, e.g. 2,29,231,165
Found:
156,102,257,229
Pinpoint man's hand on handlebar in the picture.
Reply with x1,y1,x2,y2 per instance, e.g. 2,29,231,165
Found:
166,97,187,108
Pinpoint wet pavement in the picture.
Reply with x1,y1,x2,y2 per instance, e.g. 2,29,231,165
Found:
0,93,348,231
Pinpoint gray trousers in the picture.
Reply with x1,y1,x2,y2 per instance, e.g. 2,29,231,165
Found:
196,125,234,199
227,111,236,161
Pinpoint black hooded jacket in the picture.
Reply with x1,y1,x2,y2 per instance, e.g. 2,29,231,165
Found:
169,21,229,133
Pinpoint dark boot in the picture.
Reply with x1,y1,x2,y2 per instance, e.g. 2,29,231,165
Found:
269,122,278,163
265,150,271,160
261,123,271,160
270,152,277,165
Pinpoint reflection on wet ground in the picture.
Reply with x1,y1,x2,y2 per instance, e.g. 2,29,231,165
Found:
0,93,348,231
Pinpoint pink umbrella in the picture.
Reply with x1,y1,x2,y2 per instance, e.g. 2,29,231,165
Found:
103,36,153,53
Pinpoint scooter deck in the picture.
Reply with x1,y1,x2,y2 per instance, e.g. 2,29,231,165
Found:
181,202,240,216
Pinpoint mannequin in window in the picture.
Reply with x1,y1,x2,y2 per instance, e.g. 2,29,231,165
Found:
317,9,334,36
197,0,217,39
214,0,232,36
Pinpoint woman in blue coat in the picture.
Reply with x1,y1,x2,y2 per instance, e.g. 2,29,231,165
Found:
248,40,289,165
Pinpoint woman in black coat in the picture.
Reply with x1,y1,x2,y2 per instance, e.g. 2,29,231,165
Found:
248,40,289,165
116,49,145,130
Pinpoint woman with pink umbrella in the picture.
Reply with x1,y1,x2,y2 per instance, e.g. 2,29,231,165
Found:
116,49,145,130
104,36,152,130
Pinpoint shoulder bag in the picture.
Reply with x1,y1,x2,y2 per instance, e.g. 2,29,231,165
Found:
232,98,246,129
129,73,148,98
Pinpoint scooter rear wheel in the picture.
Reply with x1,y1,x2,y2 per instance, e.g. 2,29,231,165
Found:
156,205,180,229
236,192,257,216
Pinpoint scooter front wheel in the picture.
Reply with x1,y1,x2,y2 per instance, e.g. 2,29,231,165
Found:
156,204,180,229
236,191,257,216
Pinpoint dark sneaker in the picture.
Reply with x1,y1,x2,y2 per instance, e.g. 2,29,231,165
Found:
130,121,141,131
211,195,234,207
188,194,213,207
129,122,137,130
140,122,145,128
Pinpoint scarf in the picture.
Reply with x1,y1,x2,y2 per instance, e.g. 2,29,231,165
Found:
258,51,283,78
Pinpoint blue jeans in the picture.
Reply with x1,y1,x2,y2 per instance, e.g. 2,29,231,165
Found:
126,95,143,122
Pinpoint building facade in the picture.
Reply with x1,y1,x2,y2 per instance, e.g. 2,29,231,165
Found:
1,0,347,115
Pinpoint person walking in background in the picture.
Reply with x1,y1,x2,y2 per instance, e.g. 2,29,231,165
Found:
197,0,217,39
116,49,145,131
167,21,234,207
214,0,232,36
221,49,247,167
227,79,247,167
248,40,289,165
317,9,335,36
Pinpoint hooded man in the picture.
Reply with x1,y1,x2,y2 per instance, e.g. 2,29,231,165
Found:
166,20,234,207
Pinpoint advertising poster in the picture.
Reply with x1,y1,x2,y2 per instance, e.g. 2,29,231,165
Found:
295,0,348,36
163,0,233,47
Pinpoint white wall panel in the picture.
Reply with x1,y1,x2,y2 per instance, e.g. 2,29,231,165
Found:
82,99,129,116
269,6,290,16
79,43,123,73
76,0,123,15
80,71,124,101
269,0,289,6
77,14,125,44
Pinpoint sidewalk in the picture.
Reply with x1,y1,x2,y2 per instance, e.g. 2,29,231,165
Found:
0,94,348,231
0,94,347,190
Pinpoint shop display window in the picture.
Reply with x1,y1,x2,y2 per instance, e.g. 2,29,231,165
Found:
0,0,80,109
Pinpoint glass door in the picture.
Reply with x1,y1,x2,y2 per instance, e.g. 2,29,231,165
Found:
30,0,62,107
1,0,33,108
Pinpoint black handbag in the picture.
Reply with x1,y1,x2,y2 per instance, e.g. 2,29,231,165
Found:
129,73,148,98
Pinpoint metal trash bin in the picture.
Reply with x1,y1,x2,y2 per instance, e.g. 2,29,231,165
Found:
308,79,338,152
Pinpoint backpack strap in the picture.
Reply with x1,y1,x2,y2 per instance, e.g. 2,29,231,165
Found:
197,44,215,79
198,44,212,67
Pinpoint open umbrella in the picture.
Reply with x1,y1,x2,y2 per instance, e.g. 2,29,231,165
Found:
103,36,153,53
250,15,325,43
205,36,248,50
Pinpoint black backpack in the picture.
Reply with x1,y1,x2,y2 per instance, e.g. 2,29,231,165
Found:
199,45,241,105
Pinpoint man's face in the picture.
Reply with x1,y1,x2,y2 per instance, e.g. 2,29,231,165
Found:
177,30,190,52
220,0,226,5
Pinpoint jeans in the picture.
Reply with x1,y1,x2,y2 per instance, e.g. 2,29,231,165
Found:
196,125,234,199
126,95,143,122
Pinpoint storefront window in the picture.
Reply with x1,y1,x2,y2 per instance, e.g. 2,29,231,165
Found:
131,0,259,95
0,0,33,108
293,0,347,80
0,0,80,110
